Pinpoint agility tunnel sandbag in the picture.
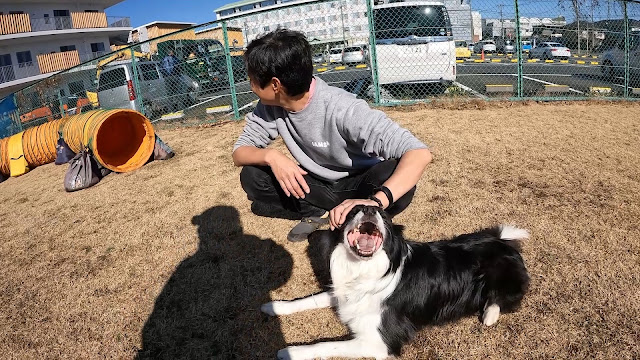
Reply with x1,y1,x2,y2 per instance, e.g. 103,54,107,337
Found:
0,109,155,177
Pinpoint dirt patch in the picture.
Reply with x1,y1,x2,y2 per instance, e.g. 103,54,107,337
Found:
1,103,639,359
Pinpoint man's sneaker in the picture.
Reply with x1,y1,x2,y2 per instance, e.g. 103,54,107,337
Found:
287,212,329,242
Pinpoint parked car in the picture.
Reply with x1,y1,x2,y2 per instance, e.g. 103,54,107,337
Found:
372,1,455,91
497,39,515,54
601,31,640,79
455,40,471,58
342,45,367,64
521,40,532,52
529,42,571,60
97,61,199,117
474,40,497,54
328,47,343,63
468,42,476,53
312,52,327,63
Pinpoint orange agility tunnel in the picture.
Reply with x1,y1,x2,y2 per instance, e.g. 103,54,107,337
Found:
0,109,155,177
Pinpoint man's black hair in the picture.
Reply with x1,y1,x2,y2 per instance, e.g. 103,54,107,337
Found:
244,28,313,96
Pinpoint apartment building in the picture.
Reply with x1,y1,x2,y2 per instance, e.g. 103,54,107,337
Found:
129,21,196,54
0,0,131,98
215,0,371,49
214,0,476,48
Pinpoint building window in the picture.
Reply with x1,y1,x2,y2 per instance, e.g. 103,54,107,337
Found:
263,25,270,31
44,14,50,24
262,0,275,6
90,42,105,53
60,45,76,52
16,51,32,67
240,4,253,11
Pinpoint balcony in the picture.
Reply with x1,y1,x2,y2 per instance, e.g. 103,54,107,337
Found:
0,50,107,86
0,13,130,36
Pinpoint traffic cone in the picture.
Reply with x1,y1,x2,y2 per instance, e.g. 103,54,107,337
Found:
481,49,485,61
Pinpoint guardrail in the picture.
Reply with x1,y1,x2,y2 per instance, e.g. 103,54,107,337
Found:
0,0,639,137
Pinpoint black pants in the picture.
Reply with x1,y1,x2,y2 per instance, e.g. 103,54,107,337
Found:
240,160,416,218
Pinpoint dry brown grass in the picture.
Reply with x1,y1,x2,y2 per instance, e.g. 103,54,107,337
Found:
1,102,640,359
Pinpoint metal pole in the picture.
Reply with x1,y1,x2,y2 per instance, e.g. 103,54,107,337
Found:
130,47,146,116
514,0,523,98
222,21,240,119
624,0,630,98
365,0,380,104
340,1,346,46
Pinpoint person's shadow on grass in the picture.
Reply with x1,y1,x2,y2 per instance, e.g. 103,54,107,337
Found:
137,206,293,359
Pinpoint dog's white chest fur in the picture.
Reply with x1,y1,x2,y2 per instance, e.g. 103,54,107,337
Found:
330,245,402,338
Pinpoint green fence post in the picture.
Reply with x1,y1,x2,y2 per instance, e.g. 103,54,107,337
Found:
130,47,146,116
222,21,240,120
365,0,380,105
624,0,630,99
514,0,523,98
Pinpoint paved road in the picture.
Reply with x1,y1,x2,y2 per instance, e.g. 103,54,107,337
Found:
156,58,638,121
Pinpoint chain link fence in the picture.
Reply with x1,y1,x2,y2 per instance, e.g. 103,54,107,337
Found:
1,0,639,138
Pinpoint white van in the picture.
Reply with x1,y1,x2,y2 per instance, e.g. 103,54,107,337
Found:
97,61,199,117
373,1,456,88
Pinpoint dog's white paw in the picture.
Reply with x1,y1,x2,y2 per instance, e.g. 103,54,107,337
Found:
261,301,291,316
483,304,501,326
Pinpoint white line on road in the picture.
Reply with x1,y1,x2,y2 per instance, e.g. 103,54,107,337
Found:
453,81,488,100
520,75,584,94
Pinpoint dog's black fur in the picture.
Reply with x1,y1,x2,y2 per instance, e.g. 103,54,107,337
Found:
309,205,530,356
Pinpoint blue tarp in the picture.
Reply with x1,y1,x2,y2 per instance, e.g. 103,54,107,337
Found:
0,95,17,139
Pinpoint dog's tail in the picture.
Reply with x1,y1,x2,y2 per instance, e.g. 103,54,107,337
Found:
497,225,529,251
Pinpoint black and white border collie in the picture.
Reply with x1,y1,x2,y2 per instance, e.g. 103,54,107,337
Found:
262,205,530,360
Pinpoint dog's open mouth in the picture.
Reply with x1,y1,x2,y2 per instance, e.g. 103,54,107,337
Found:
347,221,383,257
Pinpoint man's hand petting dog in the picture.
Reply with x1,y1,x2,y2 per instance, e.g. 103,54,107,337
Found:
329,198,381,230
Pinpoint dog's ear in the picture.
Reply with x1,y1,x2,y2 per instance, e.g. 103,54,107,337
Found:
392,224,406,238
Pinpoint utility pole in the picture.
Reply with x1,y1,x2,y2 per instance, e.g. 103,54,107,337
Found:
340,0,346,46
498,4,504,39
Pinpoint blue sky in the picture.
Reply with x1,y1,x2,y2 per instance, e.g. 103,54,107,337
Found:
106,0,632,28
106,0,227,27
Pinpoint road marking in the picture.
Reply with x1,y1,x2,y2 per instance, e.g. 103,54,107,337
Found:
206,105,232,113
474,59,484,63
186,94,225,110
521,75,584,94
334,66,346,70
545,60,555,63
576,60,586,64
316,67,328,72
591,61,599,65
491,59,502,62
453,81,488,100
456,59,464,63
355,64,367,68
511,59,518,62
486,84,513,94
161,111,185,120
544,84,571,93
560,60,569,63
589,86,612,94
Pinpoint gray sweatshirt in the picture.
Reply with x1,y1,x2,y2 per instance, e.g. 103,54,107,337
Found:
233,77,427,181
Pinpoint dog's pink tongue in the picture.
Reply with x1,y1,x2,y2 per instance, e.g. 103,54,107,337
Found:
357,235,376,252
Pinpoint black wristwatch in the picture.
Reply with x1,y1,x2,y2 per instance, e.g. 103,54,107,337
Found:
368,195,384,208
376,186,394,208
